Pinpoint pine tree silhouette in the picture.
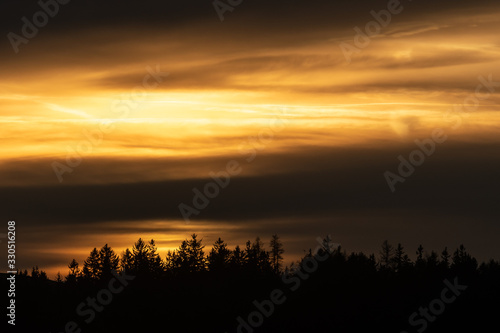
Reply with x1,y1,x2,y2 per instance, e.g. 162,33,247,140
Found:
270,234,284,274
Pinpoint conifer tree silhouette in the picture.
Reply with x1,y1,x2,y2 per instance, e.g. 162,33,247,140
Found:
99,243,120,280
379,240,394,270
82,248,100,281
270,234,284,274
66,259,80,284
208,237,231,271
121,248,134,273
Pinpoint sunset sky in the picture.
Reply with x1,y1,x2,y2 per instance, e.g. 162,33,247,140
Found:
1,0,500,278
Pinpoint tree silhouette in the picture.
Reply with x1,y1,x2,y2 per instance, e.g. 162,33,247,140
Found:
121,248,134,273
230,245,245,270
55,272,63,284
66,259,80,284
167,234,206,274
208,237,231,271
82,248,100,281
416,244,424,261
147,239,165,277
20,234,500,333
452,244,478,272
440,246,450,269
425,250,439,270
130,238,164,276
415,244,425,271
379,240,394,270
392,243,411,272
99,243,120,279
81,245,120,281
270,234,284,274
244,237,271,272
31,266,40,279
186,234,206,272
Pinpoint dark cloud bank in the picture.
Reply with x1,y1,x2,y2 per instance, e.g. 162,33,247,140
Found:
2,141,500,272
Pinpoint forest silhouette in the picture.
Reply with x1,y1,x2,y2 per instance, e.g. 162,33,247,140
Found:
5,234,500,332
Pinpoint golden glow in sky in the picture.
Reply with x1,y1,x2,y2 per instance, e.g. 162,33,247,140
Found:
2,0,500,278
2,10,500,167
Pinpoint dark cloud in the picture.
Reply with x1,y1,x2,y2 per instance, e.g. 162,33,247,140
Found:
2,0,498,98
1,0,495,28
2,141,500,225
1,0,498,56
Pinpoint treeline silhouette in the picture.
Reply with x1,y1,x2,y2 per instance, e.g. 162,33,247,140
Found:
7,235,500,333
